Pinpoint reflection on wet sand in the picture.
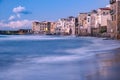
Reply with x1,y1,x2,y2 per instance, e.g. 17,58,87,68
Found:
86,48,120,80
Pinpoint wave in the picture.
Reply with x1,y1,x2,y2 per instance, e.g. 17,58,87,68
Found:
0,35,75,41
65,38,120,55
22,39,120,64
1,35,120,64
27,55,80,63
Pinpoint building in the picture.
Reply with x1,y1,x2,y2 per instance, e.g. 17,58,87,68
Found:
90,10,98,29
75,17,79,35
32,21,51,34
107,0,120,39
56,16,76,35
86,13,92,35
77,13,88,36
50,22,57,34
97,8,111,27
55,18,65,35
90,8,111,37
90,10,99,36
78,13,88,28
67,16,76,35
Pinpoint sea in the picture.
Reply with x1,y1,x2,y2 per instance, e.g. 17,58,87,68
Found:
0,35,120,80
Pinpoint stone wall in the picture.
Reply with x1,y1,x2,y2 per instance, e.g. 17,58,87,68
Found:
91,28,100,36
107,20,116,38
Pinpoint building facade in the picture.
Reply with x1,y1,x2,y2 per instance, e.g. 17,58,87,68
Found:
75,18,79,35
97,8,111,27
56,16,75,35
90,10,99,36
50,22,57,34
77,13,88,36
32,21,51,34
31,0,120,38
96,8,111,36
86,13,92,34
78,13,88,28
108,0,120,39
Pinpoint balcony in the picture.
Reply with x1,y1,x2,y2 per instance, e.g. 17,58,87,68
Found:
110,0,116,4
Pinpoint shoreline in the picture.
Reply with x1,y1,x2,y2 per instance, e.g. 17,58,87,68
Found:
0,34,116,39
83,48,120,80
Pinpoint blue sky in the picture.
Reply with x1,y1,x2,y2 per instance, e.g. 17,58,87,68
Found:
0,0,109,30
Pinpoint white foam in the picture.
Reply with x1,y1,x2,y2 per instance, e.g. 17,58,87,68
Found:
27,55,80,63
18,37,120,63
1,35,120,64
0,35,74,41
65,38,120,55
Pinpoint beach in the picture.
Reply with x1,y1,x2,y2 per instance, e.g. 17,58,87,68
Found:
0,35,120,80
79,48,120,80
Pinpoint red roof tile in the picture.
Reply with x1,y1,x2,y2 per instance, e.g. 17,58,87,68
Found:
99,8,111,10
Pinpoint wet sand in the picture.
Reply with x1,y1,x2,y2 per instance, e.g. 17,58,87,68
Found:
84,48,120,80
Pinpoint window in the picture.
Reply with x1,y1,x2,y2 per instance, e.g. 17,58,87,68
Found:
114,15,116,21
88,18,90,22
112,16,114,21
103,12,106,15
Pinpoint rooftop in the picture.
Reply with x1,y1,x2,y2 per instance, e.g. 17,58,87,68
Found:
99,8,111,10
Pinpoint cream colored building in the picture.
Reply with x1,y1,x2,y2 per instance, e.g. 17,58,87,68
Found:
90,10,99,36
90,10,98,28
97,8,111,27
78,13,88,29
56,16,75,35
77,13,89,36
32,21,51,34
50,22,57,34
86,13,92,34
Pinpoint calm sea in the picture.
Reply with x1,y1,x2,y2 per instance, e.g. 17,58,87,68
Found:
0,35,120,80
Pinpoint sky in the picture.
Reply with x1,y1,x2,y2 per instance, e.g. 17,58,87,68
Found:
0,0,109,30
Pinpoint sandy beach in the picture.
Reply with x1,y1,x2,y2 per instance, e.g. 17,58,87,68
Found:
83,48,120,80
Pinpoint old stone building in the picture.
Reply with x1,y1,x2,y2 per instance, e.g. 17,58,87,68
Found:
86,13,91,34
78,13,88,28
90,10,99,36
75,18,79,35
89,8,111,37
107,0,120,39
96,7,111,37
97,8,111,27
56,16,75,35
32,21,51,34
90,10,98,28
77,13,88,36
50,22,57,34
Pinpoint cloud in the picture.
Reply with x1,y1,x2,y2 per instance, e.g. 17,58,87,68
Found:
13,6,25,13
8,20,32,28
13,6,31,14
0,6,33,30
106,4,110,8
10,6,32,20
8,15,16,20
0,20,33,29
